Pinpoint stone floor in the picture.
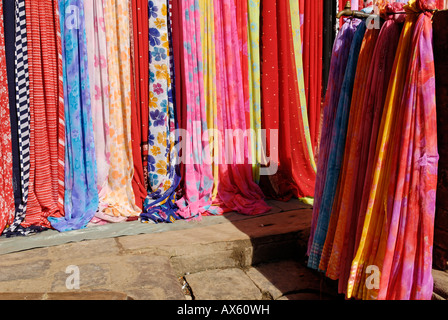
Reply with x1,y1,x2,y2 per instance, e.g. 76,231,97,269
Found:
0,198,445,301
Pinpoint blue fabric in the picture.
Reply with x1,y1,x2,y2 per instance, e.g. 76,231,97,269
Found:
48,0,99,232
308,20,367,270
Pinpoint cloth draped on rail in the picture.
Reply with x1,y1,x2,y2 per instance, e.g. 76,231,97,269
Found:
307,19,366,270
318,24,380,276
330,3,404,295
347,0,438,301
307,18,360,258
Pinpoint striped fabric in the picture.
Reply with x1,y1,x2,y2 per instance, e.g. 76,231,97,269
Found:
3,0,30,236
21,0,65,230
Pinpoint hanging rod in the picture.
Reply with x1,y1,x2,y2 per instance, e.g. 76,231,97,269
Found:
336,1,446,19
336,1,379,19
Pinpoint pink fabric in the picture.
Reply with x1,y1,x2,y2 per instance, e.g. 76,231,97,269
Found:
211,0,270,215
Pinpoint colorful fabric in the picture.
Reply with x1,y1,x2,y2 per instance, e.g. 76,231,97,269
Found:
199,0,219,201
301,0,323,155
210,0,270,216
22,0,65,230
307,18,360,256
4,0,20,214
347,0,438,300
307,19,366,270
377,0,438,300
259,0,316,203
0,0,15,236
48,0,99,232
129,0,149,210
290,0,317,174
2,0,31,236
84,0,111,216
247,0,262,183
318,25,380,276
140,0,182,223
331,3,404,295
100,0,141,218
174,0,216,220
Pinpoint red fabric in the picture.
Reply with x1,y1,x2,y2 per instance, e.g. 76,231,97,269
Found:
260,0,316,200
171,0,187,189
130,0,149,209
0,1,15,234
302,0,323,156
23,0,65,229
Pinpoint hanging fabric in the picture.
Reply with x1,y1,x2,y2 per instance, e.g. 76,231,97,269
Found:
84,0,111,222
247,0,262,184
2,0,31,237
301,0,324,155
259,0,316,203
174,0,217,220
307,18,360,257
21,0,65,231
330,2,404,295
199,0,220,201
0,0,15,236
3,0,21,214
318,24,380,275
308,19,366,270
100,0,141,219
48,0,99,232
376,0,438,300
347,0,438,300
140,0,182,223
129,0,148,211
210,0,270,216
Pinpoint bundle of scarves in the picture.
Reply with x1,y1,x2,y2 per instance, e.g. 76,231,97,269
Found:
0,0,321,237
308,0,440,300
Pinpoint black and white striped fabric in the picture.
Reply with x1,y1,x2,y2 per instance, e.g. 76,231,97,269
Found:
3,0,30,237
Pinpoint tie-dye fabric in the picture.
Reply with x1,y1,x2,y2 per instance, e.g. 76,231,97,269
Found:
377,0,438,301
347,0,438,301
48,0,99,232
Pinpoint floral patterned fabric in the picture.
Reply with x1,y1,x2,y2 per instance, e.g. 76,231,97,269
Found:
0,0,15,235
100,0,141,219
48,0,99,232
84,0,111,215
140,0,181,223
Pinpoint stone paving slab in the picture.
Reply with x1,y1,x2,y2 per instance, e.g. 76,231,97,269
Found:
185,268,264,300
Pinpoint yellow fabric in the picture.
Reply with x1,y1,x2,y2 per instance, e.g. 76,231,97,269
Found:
346,11,418,300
